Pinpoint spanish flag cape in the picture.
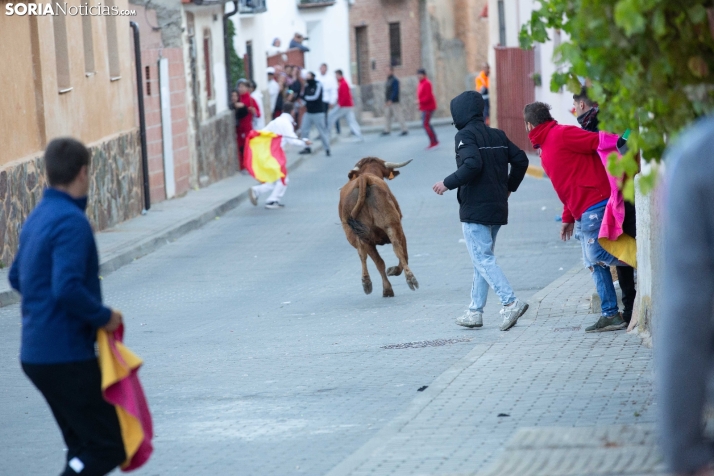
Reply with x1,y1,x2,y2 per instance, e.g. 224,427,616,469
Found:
97,325,153,471
596,131,637,268
244,130,288,184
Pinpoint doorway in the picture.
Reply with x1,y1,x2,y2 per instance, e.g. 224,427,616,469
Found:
355,26,369,85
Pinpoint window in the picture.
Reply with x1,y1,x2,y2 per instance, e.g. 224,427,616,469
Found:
498,0,506,46
389,22,401,67
82,13,95,75
204,32,213,99
105,0,121,80
53,13,71,92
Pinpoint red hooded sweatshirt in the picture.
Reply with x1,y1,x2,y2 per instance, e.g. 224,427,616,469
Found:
337,77,354,107
528,120,611,223
417,77,437,111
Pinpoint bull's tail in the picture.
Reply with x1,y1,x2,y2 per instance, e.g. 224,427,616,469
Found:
350,175,368,219
347,216,370,240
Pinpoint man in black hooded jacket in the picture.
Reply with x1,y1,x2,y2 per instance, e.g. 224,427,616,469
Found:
433,91,530,331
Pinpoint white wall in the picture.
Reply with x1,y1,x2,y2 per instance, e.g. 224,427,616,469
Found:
229,0,352,93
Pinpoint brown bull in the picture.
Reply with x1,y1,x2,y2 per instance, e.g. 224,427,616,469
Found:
339,157,419,297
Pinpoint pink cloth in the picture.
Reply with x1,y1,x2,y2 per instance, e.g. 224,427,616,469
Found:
596,131,626,241
104,326,153,472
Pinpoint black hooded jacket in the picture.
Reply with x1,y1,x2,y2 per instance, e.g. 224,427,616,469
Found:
443,91,529,225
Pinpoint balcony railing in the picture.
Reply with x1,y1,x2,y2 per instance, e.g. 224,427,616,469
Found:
239,0,267,14
297,0,336,8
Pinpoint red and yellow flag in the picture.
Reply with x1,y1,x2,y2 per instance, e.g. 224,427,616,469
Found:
244,130,288,184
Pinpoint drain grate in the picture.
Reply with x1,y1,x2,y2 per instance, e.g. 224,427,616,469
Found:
553,326,581,332
381,337,472,350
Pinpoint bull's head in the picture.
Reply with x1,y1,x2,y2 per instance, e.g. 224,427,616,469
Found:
347,157,413,181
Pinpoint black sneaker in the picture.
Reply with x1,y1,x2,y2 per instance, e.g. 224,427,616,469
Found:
585,313,628,333
400,131,409,136
380,131,391,136
326,149,331,157
265,201,281,209
299,148,311,155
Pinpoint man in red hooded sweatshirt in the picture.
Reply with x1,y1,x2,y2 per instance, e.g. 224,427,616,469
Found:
524,101,628,333
416,68,439,150
233,80,260,171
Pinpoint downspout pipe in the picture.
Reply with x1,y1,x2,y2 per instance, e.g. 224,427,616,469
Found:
130,21,151,212
224,0,239,105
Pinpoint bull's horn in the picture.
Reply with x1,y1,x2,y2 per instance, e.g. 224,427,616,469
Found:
352,166,360,171
384,159,413,169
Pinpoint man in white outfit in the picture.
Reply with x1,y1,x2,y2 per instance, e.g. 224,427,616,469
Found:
249,102,310,209
249,80,266,130
317,63,338,127
266,67,281,119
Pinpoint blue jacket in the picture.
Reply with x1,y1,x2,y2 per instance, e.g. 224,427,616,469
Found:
385,75,400,103
9,188,112,364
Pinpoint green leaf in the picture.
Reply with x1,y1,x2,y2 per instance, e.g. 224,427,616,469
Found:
688,4,707,24
614,0,646,36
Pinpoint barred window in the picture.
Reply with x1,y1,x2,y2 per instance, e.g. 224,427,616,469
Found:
389,22,401,67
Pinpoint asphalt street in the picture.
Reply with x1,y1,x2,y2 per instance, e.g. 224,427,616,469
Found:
0,125,581,475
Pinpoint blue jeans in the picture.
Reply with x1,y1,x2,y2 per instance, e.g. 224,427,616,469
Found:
575,204,627,317
462,223,517,312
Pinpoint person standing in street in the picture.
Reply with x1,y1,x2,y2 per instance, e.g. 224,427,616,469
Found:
249,102,311,209
432,91,530,331
573,87,637,325
475,63,491,126
299,71,331,156
381,66,408,136
317,63,339,134
250,80,266,130
417,68,439,150
267,67,281,120
657,116,714,476
9,138,126,476
328,70,363,141
233,80,260,170
524,101,628,333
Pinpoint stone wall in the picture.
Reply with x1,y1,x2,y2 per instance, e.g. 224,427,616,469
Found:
358,76,422,122
196,111,238,187
0,130,143,267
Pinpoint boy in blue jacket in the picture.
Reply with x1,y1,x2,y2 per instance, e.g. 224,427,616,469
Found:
9,138,125,476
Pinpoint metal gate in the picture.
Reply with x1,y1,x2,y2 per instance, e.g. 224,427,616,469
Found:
495,47,535,152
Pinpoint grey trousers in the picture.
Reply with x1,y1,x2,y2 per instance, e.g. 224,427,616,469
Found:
384,102,407,133
328,106,362,138
300,112,330,151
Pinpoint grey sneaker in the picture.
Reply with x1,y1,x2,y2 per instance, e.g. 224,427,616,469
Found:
249,188,258,206
585,313,627,333
500,300,529,331
456,310,483,328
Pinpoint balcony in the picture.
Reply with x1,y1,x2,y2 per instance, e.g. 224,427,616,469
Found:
239,0,267,14
297,0,336,9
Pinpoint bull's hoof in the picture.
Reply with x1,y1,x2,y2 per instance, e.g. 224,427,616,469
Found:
406,273,419,291
362,278,373,295
386,266,402,277
383,287,395,298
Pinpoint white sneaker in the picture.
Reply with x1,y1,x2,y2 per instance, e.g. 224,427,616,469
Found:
249,188,258,206
499,300,529,331
456,310,483,328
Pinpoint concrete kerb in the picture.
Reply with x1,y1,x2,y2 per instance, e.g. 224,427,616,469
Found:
325,263,584,476
360,117,454,135
0,143,328,310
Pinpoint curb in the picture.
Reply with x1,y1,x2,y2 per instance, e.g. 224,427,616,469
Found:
325,263,584,476
360,117,454,135
0,148,320,309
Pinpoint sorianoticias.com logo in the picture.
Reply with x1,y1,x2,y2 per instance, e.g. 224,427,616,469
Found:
5,3,137,16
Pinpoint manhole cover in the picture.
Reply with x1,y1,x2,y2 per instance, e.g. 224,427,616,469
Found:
381,337,472,350
553,326,581,332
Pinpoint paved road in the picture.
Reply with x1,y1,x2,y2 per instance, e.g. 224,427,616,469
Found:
0,126,581,475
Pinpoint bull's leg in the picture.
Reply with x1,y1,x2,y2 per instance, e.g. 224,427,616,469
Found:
357,243,373,294
386,226,419,291
386,264,403,277
365,243,394,297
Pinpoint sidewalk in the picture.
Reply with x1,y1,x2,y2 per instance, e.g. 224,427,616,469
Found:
326,265,658,476
0,148,315,308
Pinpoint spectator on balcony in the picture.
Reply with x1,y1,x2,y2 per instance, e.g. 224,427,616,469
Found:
267,37,281,57
382,65,407,136
328,70,362,141
289,33,309,52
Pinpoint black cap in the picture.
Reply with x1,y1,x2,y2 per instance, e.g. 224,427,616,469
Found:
417,68,427,75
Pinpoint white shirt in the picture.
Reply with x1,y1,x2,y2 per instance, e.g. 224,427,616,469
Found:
261,113,304,148
267,78,281,113
316,72,338,106
251,90,266,129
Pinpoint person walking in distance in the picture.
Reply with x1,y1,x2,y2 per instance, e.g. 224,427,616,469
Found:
249,102,310,209
573,87,637,325
382,66,408,136
299,71,331,156
328,70,363,141
524,101,629,333
475,63,491,126
417,68,439,150
317,63,339,133
432,91,530,330
9,138,126,476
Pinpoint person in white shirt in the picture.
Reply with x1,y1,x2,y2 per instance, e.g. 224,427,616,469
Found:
249,102,310,209
266,67,281,119
266,38,282,57
249,80,266,130
316,63,338,128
